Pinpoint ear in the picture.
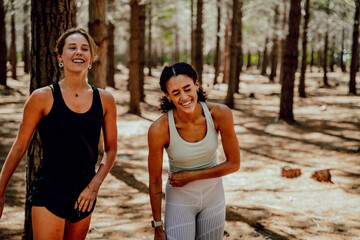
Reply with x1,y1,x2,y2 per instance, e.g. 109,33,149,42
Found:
57,54,63,63
195,80,200,92
164,92,172,103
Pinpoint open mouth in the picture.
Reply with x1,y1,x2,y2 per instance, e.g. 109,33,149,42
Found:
181,100,192,106
72,59,85,63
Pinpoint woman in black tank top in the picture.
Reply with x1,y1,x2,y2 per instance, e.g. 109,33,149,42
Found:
0,28,118,239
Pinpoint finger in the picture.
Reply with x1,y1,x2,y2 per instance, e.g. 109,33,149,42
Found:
87,200,94,212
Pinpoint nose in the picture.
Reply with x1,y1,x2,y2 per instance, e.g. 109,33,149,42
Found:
75,48,83,55
180,91,187,99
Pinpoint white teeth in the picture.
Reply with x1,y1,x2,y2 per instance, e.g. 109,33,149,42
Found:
182,101,191,106
72,59,84,63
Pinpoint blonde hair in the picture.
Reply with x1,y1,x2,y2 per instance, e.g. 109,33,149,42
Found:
55,28,97,60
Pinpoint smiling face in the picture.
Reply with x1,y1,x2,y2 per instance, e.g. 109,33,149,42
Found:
58,33,93,73
165,74,199,113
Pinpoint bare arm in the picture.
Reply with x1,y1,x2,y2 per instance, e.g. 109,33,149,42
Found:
76,89,118,212
148,116,168,239
169,103,240,187
0,88,50,218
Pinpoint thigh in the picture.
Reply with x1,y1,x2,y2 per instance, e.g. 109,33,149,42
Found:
196,180,226,240
63,214,92,240
32,206,65,240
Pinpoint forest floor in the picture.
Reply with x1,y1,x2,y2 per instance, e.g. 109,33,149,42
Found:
0,64,359,240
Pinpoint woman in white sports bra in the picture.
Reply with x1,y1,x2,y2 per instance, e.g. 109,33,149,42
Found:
148,62,240,240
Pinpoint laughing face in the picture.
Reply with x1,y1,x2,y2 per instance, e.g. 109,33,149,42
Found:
58,33,93,73
165,74,199,113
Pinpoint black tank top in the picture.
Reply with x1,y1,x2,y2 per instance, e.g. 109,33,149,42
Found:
37,82,103,175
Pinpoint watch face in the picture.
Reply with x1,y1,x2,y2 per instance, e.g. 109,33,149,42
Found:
151,220,163,228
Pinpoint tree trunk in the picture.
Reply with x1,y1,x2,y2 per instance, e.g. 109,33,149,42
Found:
190,0,195,66
246,51,251,70
213,0,221,86
194,0,204,85
269,3,279,82
138,2,146,101
340,27,346,72
107,21,115,88
322,0,330,86
71,0,77,26
349,0,360,95
279,0,301,123
261,37,268,75
257,50,261,69
10,0,16,80
279,0,288,84
174,26,180,63
23,1,30,74
225,0,239,108
27,1,74,238
222,7,231,83
88,0,108,89
299,0,310,98
310,45,314,72
0,0,6,86
147,1,152,76
330,35,335,72
235,0,243,93
129,0,141,114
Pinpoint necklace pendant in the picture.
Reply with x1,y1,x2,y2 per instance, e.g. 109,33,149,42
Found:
75,93,78,97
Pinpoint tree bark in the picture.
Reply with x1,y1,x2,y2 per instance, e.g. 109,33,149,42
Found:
330,35,335,72
194,0,204,85
322,0,330,86
71,0,77,26
107,19,115,87
299,0,310,98
222,7,231,83
213,0,221,86
225,0,239,108
279,0,288,84
129,0,141,114
23,1,30,74
279,0,301,123
27,1,74,238
235,0,243,93
246,51,251,70
88,0,108,89
349,0,360,95
138,2,146,101
269,3,279,82
147,1,152,76
261,37,268,76
0,0,6,86
310,45,314,72
10,0,16,80
190,0,195,66
340,27,346,72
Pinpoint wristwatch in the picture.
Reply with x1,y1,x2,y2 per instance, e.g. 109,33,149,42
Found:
151,220,163,228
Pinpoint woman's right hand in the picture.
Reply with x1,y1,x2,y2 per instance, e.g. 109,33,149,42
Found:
154,227,166,240
0,195,4,219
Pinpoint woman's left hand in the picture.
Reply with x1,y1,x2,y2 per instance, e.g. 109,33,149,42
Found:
168,171,193,187
74,185,98,212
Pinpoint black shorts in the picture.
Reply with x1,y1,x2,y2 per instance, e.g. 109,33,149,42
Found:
28,165,96,223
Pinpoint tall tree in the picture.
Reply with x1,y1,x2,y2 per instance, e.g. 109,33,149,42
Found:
340,25,346,72
261,37,268,76
147,0,152,76
190,0,195,66
129,0,141,114
299,0,310,98
71,0,77,26
222,7,231,83
27,1,75,238
279,0,301,123
194,0,204,85
88,0,108,89
0,0,6,86
10,0,16,80
246,50,251,69
349,0,360,95
23,0,30,74
225,0,239,108
322,0,330,86
269,3,279,82
279,0,288,84
235,0,243,93
138,2,146,101
213,0,221,86
107,0,115,88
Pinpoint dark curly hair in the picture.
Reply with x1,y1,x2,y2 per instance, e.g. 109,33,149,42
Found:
159,62,207,113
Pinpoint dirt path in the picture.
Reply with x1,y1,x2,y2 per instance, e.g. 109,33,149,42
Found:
0,67,359,239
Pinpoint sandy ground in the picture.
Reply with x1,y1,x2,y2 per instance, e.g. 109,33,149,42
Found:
0,65,359,240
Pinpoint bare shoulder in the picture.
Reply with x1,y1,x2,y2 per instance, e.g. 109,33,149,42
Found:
30,86,53,101
149,114,169,136
205,102,232,119
98,88,115,104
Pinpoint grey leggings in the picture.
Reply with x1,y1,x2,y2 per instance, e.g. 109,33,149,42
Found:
165,177,226,240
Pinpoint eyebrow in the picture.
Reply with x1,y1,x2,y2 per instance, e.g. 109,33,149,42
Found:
68,43,89,47
171,84,191,93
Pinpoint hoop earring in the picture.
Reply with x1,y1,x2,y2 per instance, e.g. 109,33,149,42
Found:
88,64,92,70
59,62,63,68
